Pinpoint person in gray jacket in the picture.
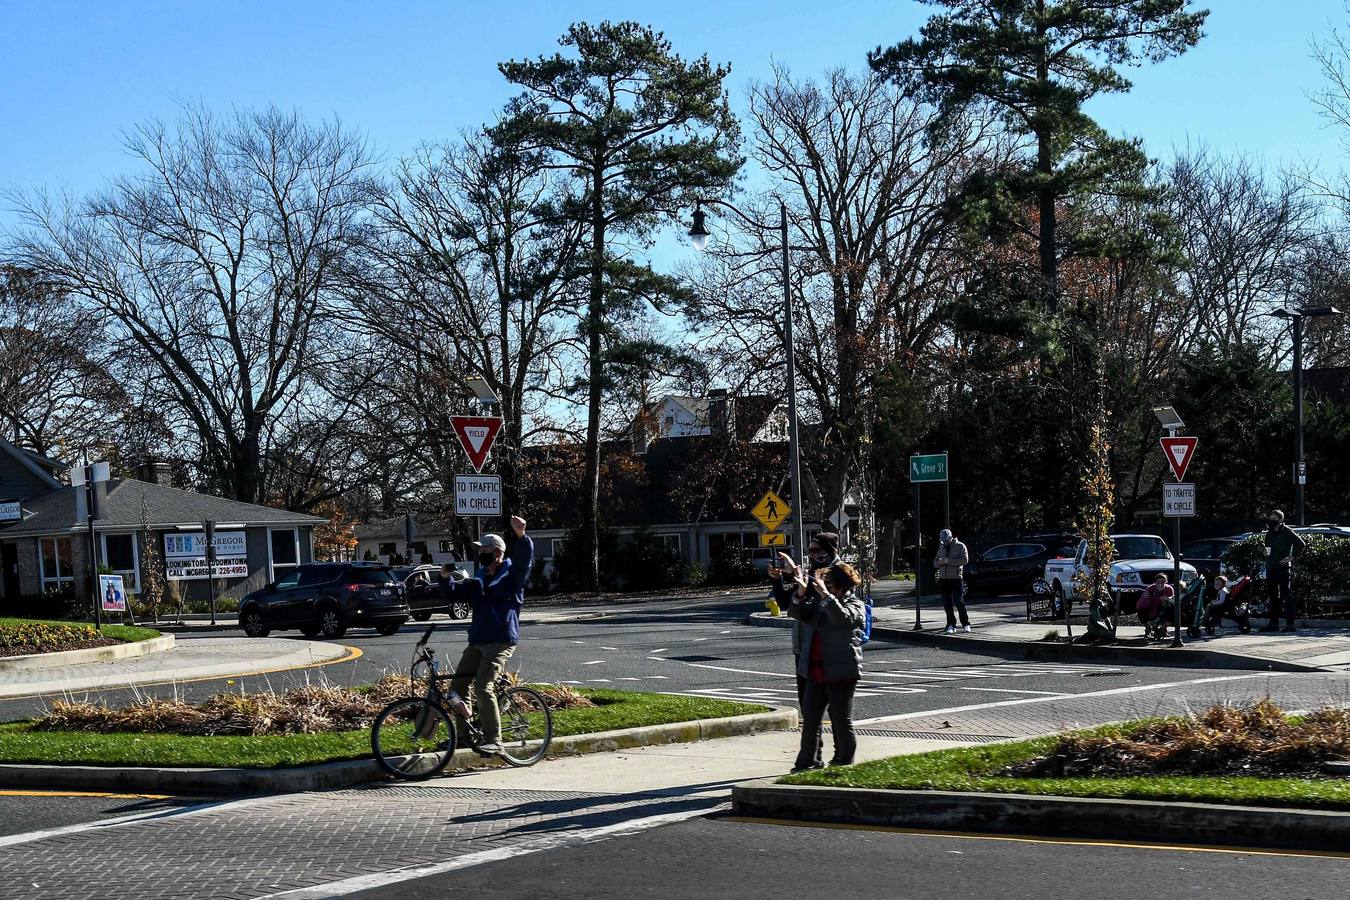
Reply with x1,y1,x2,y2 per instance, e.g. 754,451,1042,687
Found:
935,528,971,634
786,562,866,772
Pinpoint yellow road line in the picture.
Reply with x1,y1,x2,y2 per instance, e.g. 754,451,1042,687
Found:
0,789,172,799
723,816,1350,860
0,645,363,701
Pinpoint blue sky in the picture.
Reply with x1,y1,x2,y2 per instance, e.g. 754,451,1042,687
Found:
0,0,1344,233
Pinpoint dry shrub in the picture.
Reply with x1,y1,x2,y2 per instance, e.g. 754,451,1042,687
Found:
30,672,593,735
1007,699,1350,779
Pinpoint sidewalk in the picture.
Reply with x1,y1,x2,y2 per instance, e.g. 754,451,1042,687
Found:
749,595,1350,672
0,636,353,698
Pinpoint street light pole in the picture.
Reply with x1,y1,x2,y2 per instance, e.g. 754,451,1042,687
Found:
691,199,807,567
1293,314,1305,526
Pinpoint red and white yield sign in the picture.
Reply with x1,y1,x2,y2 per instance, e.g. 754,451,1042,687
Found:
450,416,503,473
1160,436,1198,481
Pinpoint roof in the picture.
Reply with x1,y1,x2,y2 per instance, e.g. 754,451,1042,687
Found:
0,477,324,537
0,438,63,492
354,517,459,541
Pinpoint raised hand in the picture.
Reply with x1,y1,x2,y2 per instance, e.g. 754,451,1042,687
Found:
510,515,527,538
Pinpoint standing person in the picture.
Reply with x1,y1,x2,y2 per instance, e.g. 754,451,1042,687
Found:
444,515,532,754
934,528,970,634
787,562,866,772
768,532,841,770
1260,509,1306,633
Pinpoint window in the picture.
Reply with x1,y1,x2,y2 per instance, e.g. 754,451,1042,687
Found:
298,565,339,587
270,528,300,580
409,541,428,560
550,538,567,559
438,540,456,554
39,537,74,589
708,532,756,560
102,533,140,591
350,568,396,586
378,542,396,557
980,545,1012,562
1007,544,1046,561
655,534,681,554
274,569,302,590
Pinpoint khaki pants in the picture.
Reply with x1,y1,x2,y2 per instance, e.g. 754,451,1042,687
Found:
451,643,515,744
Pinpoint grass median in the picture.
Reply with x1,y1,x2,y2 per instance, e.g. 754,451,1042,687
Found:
782,702,1350,810
0,688,767,769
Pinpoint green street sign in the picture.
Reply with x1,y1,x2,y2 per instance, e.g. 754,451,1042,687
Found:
909,452,948,483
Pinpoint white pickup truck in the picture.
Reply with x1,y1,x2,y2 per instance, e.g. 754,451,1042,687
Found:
1043,534,1198,613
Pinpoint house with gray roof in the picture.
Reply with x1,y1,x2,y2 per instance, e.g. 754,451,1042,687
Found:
0,442,324,616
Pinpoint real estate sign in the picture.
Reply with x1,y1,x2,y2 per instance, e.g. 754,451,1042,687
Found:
163,531,249,580
0,500,20,521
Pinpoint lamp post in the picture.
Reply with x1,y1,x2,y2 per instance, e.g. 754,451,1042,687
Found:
1270,306,1341,526
689,199,806,566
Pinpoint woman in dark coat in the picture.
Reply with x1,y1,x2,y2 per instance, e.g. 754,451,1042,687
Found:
786,562,865,772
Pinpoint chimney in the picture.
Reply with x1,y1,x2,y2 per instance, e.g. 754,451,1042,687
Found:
137,460,172,487
708,389,733,438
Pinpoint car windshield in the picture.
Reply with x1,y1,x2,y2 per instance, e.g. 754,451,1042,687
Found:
1113,537,1170,560
390,567,414,581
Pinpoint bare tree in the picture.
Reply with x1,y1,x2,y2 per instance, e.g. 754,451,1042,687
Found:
7,106,375,503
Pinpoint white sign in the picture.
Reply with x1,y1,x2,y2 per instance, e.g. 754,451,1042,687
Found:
163,530,249,580
0,500,20,522
163,531,246,560
1164,483,1196,518
98,574,127,612
455,474,502,516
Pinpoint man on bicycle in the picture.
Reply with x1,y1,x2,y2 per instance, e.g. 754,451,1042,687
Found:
445,514,532,754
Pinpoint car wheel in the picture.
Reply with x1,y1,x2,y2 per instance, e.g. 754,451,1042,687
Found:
451,601,471,620
240,608,270,638
315,606,347,640
375,621,404,636
412,611,432,622
1052,584,1067,618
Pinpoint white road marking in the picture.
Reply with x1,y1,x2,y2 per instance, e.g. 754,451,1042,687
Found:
665,660,795,678
694,637,709,642
854,673,1274,726
560,680,583,685
644,675,669,679
617,677,640,681
258,803,721,898
571,641,586,644
720,630,731,634
961,696,1074,701
581,660,605,665
600,646,619,651
0,795,279,850
588,679,612,683
649,648,668,653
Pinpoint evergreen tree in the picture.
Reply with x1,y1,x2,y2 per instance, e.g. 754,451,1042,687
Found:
495,22,740,589
870,0,1208,309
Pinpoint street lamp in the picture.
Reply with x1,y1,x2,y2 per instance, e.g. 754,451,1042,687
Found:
689,199,805,566
1270,305,1342,526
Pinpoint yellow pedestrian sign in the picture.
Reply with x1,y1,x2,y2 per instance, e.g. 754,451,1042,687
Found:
751,490,791,532
759,532,787,547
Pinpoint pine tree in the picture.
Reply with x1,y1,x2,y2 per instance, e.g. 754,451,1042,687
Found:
495,21,740,589
871,0,1207,309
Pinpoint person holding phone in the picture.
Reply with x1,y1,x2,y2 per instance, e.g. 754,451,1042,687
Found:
786,562,866,771
769,532,841,771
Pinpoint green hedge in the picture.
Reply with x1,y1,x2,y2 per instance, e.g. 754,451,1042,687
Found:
1224,534,1350,616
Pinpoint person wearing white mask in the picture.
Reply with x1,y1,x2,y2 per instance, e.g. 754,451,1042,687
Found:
934,528,971,634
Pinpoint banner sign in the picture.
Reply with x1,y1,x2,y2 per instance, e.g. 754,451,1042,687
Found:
0,500,20,522
164,531,248,580
98,574,127,612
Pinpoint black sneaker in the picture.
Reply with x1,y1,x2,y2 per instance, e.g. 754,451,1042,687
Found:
790,762,824,774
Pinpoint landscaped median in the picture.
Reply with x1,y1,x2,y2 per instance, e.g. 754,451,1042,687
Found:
0,617,170,672
733,700,1350,852
0,676,794,794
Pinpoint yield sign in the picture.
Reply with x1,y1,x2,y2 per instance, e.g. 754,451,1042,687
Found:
1160,436,1198,482
450,416,503,473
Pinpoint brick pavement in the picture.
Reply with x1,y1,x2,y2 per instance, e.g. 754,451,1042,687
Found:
0,785,722,900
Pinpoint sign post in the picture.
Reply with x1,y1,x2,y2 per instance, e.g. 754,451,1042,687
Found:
203,519,217,626
1159,435,1197,648
909,453,949,630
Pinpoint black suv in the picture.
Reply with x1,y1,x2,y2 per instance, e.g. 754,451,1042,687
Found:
963,534,1081,596
238,563,409,639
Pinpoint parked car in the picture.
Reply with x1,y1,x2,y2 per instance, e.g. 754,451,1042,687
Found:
963,534,1080,596
1181,536,1244,578
238,562,409,640
394,564,472,622
1044,534,1198,614
750,546,796,577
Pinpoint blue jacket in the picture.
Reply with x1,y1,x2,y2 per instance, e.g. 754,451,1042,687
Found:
448,535,533,645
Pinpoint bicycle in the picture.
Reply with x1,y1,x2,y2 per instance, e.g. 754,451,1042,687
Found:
370,625,553,780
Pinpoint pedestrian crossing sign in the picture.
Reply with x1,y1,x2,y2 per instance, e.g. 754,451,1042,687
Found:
759,532,787,547
751,490,790,532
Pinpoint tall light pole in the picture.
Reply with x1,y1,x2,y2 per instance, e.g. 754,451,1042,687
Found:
1271,306,1341,526
689,199,806,565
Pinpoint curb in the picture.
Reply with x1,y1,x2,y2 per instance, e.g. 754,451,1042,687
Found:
743,612,1324,672
730,780,1350,852
0,634,175,673
0,705,797,795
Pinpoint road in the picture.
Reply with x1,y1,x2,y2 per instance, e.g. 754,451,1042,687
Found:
2,590,1347,898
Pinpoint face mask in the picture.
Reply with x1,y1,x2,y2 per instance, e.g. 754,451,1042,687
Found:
1268,519,1280,529
478,552,497,567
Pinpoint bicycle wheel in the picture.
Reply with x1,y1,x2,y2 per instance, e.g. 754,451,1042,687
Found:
497,685,552,767
371,697,457,780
